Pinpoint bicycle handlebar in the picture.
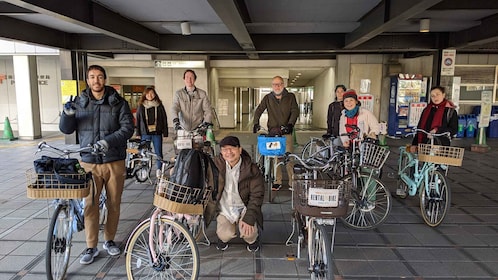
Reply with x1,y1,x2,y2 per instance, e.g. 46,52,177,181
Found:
405,128,451,138
36,141,99,156
282,152,329,171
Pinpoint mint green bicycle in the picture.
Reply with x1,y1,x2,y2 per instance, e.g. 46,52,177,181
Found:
396,128,464,227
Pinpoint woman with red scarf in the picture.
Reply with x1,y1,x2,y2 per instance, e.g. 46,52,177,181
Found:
409,86,458,153
339,89,380,148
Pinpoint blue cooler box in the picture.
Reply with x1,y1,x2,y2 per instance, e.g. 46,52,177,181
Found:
257,135,286,156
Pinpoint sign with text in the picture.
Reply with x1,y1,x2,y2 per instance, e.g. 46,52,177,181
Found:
479,91,492,127
441,49,456,76
154,60,205,68
408,102,427,127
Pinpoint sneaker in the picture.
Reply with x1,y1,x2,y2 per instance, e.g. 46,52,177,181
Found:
80,247,99,265
247,241,260,252
272,184,282,191
216,239,228,251
103,240,120,256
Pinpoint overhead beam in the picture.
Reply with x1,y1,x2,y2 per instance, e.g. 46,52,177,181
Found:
431,0,498,10
344,0,443,49
207,0,259,59
0,15,74,49
0,2,34,13
450,13,498,48
3,0,159,50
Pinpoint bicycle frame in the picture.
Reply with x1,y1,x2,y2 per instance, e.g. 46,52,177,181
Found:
398,148,441,197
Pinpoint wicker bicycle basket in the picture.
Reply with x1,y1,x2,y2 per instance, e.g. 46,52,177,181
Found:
292,178,350,218
417,144,465,166
360,142,390,170
26,169,91,199
154,178,212,215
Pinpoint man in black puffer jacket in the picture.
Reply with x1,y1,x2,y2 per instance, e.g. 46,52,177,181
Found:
59,65,134,265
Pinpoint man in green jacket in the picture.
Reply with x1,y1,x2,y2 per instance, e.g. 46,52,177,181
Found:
253,76,299,190
212,136,264,252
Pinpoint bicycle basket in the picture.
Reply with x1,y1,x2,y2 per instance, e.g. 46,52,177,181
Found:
26,169,91,199
257,135,286,156
292,178,350,218
418,144,464,166
360,142,390,170
154,179,212,215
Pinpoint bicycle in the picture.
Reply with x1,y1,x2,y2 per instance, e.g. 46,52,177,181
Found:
396,128,465,227
125,138,154,183
26,141,106,280
337,125,392,230
255,127,287,202
283,153,350,280
124,157,212,280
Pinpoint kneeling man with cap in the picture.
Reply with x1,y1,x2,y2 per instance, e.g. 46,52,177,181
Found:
210,136,264,252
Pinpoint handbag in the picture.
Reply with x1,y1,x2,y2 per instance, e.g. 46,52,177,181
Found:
33,156,91,188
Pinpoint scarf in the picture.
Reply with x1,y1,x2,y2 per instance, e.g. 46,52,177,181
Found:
417,99,447,143
345,105,359,118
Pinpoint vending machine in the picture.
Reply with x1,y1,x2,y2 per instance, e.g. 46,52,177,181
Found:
387,74,429,136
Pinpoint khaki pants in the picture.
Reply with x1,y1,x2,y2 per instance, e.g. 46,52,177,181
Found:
81,160,126,248
275,134,294,185
216,213,258,245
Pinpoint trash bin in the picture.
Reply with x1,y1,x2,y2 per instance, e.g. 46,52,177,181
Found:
457,115,466,138
488,115,498,138
466,114,477,138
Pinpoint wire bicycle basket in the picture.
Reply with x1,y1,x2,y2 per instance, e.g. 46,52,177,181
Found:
292,177,350,218
26,169,91,199
154,178,212,215
360,142,390,170
417,144,465,166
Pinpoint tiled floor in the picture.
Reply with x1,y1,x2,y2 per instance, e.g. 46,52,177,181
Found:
0,131,497,279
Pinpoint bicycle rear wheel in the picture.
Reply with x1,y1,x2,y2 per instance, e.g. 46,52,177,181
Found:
135,160,152,182
99,190,108,230
420,169,450,227
341,173,392,230
46,204,72,280
126,217,199,280
308,222,334,280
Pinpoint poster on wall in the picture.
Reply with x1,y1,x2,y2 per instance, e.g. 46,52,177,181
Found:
218,99,229,116
408,102,427,127
358,94,374,112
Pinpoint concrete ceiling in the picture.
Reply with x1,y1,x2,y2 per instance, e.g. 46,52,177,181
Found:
1,0,498,87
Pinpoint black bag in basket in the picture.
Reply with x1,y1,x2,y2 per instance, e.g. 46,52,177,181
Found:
33,156,91,188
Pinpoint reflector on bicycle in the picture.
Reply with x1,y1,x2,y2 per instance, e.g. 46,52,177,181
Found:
308,188,339,207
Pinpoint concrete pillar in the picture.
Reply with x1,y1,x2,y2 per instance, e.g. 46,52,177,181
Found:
13,55,42,140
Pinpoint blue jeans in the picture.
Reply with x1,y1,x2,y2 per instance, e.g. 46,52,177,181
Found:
141,134,163,169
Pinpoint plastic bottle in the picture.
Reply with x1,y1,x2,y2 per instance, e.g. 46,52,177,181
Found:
206,125,215,144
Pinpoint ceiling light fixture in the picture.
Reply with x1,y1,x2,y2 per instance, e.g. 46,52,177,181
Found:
181,21,191,35
419,18,430,33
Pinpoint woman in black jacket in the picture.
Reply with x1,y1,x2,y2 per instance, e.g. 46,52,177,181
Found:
326,84,347,137
135,86,168,172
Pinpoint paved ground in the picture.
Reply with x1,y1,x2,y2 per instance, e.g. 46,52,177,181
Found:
0,130,497,279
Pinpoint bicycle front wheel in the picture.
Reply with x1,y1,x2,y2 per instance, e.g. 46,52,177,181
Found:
308,222,334,280
420,169,451,227
46,204,72,280
341,173,392,230
126,218,199,280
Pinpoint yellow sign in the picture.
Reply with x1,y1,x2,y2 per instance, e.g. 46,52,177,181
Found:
61,80,77,103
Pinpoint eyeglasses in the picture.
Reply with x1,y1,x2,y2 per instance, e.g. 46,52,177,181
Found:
272,83,284,86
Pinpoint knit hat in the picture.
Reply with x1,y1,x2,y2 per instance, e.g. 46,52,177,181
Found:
219,136,240,147
343,89,358,101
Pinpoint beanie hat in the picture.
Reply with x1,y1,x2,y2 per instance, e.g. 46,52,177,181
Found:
219,136,240,147
343,89,358,101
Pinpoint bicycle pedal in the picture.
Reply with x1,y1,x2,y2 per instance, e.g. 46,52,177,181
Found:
396,189,406,196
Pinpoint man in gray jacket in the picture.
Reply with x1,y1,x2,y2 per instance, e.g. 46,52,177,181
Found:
171,69,212,131
59,65,134,265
